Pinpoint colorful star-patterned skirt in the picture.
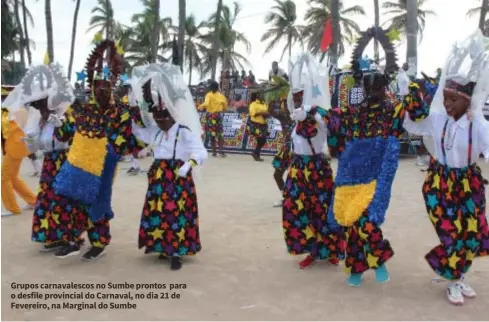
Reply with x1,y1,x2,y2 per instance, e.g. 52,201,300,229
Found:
31,150,87,244
272,140,293,173
423,158,489,280
138,159,201,256
205,112,224,139
246,119,269,140
282,154,346,260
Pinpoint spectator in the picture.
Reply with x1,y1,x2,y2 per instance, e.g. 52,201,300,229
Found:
233,94,248,113
241,70,247,82
74,82,86,103
396,63,410,97
269,61,287,80
248,70,256,85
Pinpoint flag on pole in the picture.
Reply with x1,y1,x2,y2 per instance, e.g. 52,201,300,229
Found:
320,19,333,52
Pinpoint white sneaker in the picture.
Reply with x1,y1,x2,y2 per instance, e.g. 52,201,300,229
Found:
446,283,464,305
273,199,283,207
456,280,476,299
22,204,35,210
1,210,14,217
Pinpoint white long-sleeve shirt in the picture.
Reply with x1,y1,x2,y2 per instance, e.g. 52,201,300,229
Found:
132,121,208,164
25,122,69,153
396,70,410,96
291,113,328,155
403,111,489,168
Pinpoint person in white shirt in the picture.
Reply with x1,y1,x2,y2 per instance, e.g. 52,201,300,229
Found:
131,63,207,271
269,61,287,81
283,53,346,270
403,30,489,306
396,63,410,97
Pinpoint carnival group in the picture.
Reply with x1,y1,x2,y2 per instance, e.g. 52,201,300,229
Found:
1,28,488,306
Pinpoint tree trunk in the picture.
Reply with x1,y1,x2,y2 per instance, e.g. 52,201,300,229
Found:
105,0,110,40
21,0,31,65
210,0,223,80
150,0,160,63
479,0,489,35
188,54,193,85
330,0,341,66
406,0,418,79
67,0,81,80
14,0,26,70
288,34,292,59
45,0,54,63
373,0,380,62
178,0,186,72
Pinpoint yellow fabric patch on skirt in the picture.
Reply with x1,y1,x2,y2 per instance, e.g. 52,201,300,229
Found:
67,132,107,177
333,180,377,227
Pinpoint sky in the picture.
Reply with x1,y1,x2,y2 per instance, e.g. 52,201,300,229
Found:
22,0,482,84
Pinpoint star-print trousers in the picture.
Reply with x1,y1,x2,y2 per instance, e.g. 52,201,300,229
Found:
138,159,201,257
423,158,489,280
205,112,224,139
344,211,394,274
246,119,269,140
31,150,87,244
272,140,293,173
283,154,346,260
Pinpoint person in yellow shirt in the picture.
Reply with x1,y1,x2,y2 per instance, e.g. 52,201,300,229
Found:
199,81,228,157
247,92,269,161
1,108,37,216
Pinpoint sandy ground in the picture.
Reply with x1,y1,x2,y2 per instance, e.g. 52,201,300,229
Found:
1,154,489,321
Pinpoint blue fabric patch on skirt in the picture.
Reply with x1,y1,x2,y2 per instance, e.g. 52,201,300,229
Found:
88,145,120,222
54,162,101,204
327,136,400,230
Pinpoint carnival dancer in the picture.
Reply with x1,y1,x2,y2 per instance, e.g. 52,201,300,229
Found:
283,53,345,269
131,63,207,270
1,107,37,216
311,27,431,286
403,30,489,305
247,92,269,161
7,63,88,251
53,39,130,260
198,81,227,157
266,76,294,207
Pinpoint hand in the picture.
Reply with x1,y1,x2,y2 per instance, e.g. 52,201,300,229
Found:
291,108,307,121
177,162,192,177
47,114,63,127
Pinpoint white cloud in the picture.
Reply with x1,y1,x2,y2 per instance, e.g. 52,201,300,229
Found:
24,0,480,84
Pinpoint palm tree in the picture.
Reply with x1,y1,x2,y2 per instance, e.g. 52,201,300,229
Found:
373,0,380,62
87,0,115,39
330,0,340,66
67,0,81,80
382,0,435,41
152,0,160,63
406,0,418,77
261,0,302,61
302,0,365,63
1,0,18,60
178,0,186,71
467,0,489,35
210,0,223,81
202,2,251,74
45,0,54,62
183,15,205,85
13,0,26,70
21,0,33,64
124,11,173,66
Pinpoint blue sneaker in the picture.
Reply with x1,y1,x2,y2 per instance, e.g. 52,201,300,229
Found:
347,273,363,287
375,264,390,283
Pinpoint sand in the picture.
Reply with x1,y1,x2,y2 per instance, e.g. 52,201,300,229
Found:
1,154,488,321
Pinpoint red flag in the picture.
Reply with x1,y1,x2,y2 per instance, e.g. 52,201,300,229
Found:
320,19,333,52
